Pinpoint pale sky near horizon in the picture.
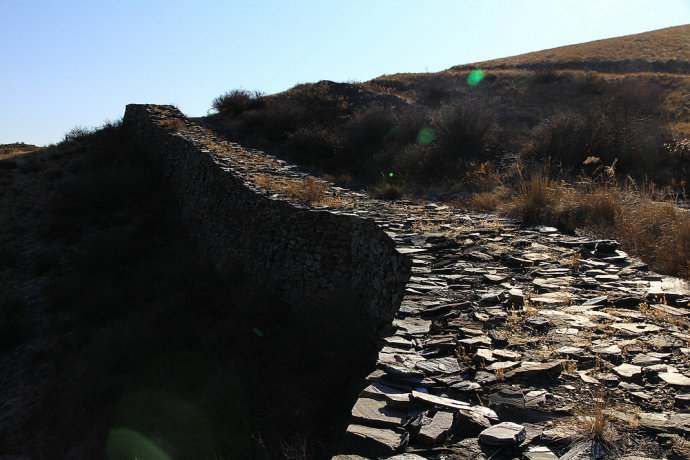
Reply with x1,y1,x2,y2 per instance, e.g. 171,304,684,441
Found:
1,0,688,146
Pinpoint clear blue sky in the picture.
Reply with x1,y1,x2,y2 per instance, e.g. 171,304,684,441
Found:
1,0,688,146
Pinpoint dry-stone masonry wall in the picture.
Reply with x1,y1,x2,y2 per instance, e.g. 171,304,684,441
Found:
123,104,411,338
124,104,690,459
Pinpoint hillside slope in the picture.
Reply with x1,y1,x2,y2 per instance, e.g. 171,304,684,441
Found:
203,25,689,279
451,24,690,73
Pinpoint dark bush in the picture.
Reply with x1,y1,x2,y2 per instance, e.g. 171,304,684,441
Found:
533,65,560,84
428,97,497,175
523,103,668,177
606,79,665,116
287,125,342,167
417,75,455,108
212,89,265,116
574,71,603,94
62,126,93,143
345,104,398,152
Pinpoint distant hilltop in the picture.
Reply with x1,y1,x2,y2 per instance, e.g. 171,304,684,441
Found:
0,143,41,157
451,24,690,73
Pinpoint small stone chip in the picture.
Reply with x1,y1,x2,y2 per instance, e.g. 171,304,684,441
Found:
525,445,559,460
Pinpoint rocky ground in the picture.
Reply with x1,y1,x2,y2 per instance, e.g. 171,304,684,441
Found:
331,202,690,459
149,107,690,459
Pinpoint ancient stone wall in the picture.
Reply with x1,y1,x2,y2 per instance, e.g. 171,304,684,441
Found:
122,104,411,336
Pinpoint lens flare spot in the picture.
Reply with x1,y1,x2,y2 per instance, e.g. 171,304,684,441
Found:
417,127,435,146
467,69,485,86
106,428,171,460
252,327,264,338
389,172,394,178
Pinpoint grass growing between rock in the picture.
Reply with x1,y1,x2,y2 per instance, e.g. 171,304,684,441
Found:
500,171,690,279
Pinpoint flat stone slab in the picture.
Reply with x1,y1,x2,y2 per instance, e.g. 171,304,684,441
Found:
525,445,559,460
361,382,411,406
417,410,454,445
611,322,662,335
393,317,432,335
631,354,663,367
344,424,406,456
415,357,462,375
351,398,406,427
478,421,526,445
385,455,427,460
505,361,564,379
613,363,643,379
411,390,470,410
659,372,690,386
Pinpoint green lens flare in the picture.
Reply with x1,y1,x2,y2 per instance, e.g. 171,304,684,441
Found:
252,327,264,338
389,172,394,178
467,69,485,86
106,428,171,460
417,127,435,146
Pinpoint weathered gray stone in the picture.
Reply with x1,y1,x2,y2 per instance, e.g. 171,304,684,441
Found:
416,410,454,444
505,361,564,379
344,424,407,456
611,322,662,335
450,380,481,392
613,363,643,379
445,437,488,459
411,390,470,410
454,408,491,437
360,382,411,407
560,439,604,460
524,445,559,460
351,398,406,428
526,316,550,329
478,422,526,445
414,357,462,375
631,354,663,367
659,372,690,386
383,454,427,460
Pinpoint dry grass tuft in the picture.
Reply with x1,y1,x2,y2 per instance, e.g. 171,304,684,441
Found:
503,169,689,278
574,387,612,442
467,191,503,211
616,196,690,277
250,173,330,206
160,118,185,131
374,183,404,200
292,176,328,205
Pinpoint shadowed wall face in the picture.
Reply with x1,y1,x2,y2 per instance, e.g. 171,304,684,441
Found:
123,104,411,340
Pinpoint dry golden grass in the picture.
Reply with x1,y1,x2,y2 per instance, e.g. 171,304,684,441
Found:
616,195,690,278
249,173,331,206
0,143,41,159
373,183,404,200
574,387,612,442
453,25,689,71
160,118,185,131
466,191,503,211
500,171,690,279
288,176,328,205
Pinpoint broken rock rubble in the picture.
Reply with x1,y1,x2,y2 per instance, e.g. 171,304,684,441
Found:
334,199,690,459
